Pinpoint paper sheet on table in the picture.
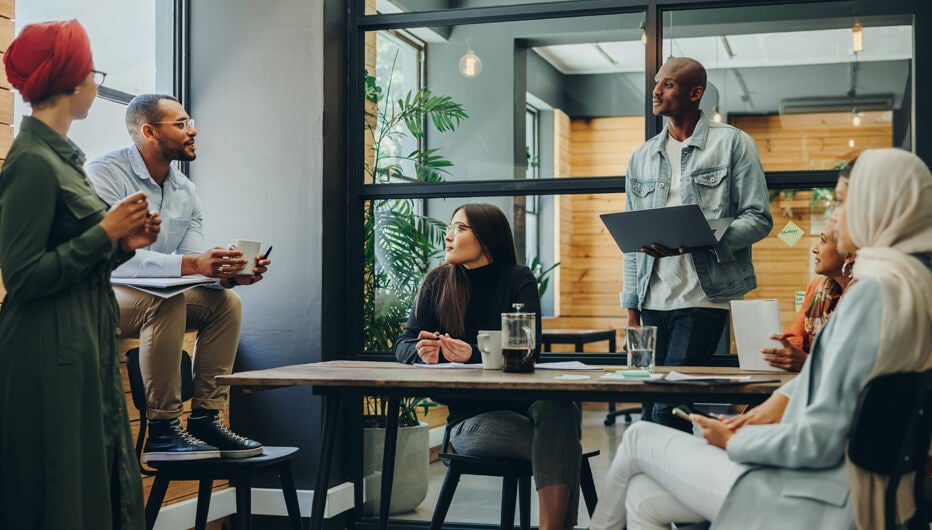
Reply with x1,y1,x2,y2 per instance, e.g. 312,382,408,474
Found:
600,372,663,381
111,275,217,299
413,362,479,369
729,299,787,372
536,361,602,371
665,371,751,381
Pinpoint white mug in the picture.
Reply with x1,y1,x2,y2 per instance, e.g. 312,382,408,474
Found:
477,330,503,370
231,239,261,276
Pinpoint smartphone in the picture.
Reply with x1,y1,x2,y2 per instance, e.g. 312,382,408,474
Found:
262,246,273,259
671,406,692,421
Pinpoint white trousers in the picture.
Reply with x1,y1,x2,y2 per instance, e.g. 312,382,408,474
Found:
589,421,749,530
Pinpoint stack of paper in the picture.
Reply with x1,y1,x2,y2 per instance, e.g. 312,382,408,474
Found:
111,275,217,298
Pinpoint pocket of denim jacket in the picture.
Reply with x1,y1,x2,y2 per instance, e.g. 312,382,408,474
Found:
629,180,657,198
691,167,728,188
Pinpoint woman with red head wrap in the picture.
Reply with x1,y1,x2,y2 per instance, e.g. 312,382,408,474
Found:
0,20,159,529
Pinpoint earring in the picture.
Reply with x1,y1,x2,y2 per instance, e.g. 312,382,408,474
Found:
842,261,853,279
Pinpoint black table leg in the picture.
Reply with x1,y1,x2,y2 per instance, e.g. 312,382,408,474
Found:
379,396,401,530
311,395,339,530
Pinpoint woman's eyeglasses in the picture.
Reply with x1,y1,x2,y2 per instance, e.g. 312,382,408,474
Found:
92,69,106,88
446,222,472,236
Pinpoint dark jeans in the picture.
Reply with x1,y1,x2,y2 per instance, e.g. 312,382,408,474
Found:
641,307,730,433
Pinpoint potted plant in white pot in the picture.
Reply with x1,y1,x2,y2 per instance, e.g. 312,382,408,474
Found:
362,396,436,514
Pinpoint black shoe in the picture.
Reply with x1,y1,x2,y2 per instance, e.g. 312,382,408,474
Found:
143,418,221,463
187,412,263,459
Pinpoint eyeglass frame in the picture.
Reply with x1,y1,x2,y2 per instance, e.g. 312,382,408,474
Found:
446,222,473,236
149,118,196,131
92,69,107,88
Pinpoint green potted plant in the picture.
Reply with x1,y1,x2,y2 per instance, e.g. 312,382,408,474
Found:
360,62,467,514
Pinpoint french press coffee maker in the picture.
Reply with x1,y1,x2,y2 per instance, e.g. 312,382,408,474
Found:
501,303,536,373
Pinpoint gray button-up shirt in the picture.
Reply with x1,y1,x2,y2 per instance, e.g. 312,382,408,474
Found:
86,145,204,278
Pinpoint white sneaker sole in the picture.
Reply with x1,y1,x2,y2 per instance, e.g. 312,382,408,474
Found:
220,446,264,459
142,450,221,463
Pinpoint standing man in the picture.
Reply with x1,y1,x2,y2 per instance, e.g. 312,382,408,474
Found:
622,58,772,432
87,94,270,461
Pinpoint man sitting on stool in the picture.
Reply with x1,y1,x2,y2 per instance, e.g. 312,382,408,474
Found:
87,94,270,462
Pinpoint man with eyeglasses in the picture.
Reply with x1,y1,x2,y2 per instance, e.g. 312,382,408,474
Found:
86,94,270,462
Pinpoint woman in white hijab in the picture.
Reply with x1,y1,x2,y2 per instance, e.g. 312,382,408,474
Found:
589,148,932,530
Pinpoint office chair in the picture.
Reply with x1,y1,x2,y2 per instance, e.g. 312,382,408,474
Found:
429,425,599,529
847,369,932,530
125,348,303,530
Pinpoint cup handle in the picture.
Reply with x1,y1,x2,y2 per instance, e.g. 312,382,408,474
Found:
477,333,488,353
521,326,535,362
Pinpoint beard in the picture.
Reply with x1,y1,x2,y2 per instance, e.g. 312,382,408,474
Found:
160,142,196,162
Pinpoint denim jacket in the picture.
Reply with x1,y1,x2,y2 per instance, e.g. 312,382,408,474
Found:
621,112,773,309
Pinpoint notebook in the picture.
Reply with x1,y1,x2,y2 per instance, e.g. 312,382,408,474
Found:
600,204,733,254
730,299,787,372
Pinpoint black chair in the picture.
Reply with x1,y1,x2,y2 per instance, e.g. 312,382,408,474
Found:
847,369,932,530
125,348,303,530
429,426,599,529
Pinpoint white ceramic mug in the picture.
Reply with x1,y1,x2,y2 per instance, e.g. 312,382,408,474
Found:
231,239,261,276
477,330,503,370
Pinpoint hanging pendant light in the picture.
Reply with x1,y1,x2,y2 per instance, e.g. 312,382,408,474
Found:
712,106,722,123
459,49,482,78
852,20,863,54
640,22,647,45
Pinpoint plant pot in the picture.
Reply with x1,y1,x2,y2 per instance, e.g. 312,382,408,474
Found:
362,421,430,515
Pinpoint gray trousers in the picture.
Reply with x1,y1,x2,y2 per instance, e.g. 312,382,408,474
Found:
449,401,582,527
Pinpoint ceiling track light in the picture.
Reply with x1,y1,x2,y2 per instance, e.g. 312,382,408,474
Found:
852,20,863,54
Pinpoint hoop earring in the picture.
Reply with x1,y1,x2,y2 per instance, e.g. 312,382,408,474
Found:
842,261,853,279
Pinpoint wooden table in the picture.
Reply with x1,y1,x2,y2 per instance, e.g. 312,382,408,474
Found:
541,329,616,352
218,361,791,530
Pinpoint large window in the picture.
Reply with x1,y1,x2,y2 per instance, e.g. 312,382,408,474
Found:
350,0,927,361
12,1,176,161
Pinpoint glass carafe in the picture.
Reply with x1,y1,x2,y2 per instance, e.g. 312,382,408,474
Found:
501,303,536,373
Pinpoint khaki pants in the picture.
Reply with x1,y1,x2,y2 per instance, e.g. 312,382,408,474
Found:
114,285,242,421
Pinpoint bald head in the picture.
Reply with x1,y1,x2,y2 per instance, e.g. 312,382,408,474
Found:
664,57,707,92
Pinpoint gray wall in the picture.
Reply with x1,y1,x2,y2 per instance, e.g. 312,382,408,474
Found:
189,0,326,488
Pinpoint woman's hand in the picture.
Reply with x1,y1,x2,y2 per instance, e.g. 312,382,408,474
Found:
691,414,735,449
120,211,161,252
761,334,808,372
415,330,441,364
722,392,789,430
438,334,472,363
100,192,149,242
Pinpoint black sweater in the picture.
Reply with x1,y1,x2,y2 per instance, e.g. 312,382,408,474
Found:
394,262,541,426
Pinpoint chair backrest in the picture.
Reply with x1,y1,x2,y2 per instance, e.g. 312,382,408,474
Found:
847,369,932,529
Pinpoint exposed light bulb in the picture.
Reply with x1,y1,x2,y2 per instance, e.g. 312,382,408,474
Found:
848,139,856,148
640,22,647,45
459,49,482,78
852,20,863,54
712,106,722,123
852,112,861,127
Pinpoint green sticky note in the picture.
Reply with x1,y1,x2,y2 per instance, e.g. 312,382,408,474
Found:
778,221,804,247
619,370,651,378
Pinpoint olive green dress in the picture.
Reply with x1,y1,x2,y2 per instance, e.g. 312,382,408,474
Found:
0,116,144,529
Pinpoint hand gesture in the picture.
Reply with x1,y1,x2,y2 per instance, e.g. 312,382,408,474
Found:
120,211,161,252
438,334,473,363
99,192,149,242
762,334,808,372
691,414,735,449
722,392,789,431
232,253,271,286
415,330,441,364
192,246,247,278
640,243,691,259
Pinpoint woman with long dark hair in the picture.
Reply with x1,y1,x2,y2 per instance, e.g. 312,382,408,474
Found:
396,203,582,530
0,20,158,529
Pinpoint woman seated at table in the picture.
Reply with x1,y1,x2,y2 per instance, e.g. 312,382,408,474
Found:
761,214,856,372
588,148,932,530
395,203,582,530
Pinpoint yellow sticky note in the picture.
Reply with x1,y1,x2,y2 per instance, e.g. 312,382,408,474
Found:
778,221,804,247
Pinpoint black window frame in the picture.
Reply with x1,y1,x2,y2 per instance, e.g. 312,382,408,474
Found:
345,0,932,363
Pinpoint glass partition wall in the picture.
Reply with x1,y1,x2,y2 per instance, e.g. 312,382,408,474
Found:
348,0,925,362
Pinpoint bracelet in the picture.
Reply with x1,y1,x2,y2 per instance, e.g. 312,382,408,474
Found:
227,277,239,288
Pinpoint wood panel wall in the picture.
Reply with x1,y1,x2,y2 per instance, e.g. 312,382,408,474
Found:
544,112,890,353
0,0,12,166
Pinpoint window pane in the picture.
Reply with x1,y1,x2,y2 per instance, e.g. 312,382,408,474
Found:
661,4,912,170
362,12,646,184
13,1,175,160
366,0,579,16
364,188,844,355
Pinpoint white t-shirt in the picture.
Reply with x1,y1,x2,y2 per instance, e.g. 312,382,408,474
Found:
643,135,729,311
